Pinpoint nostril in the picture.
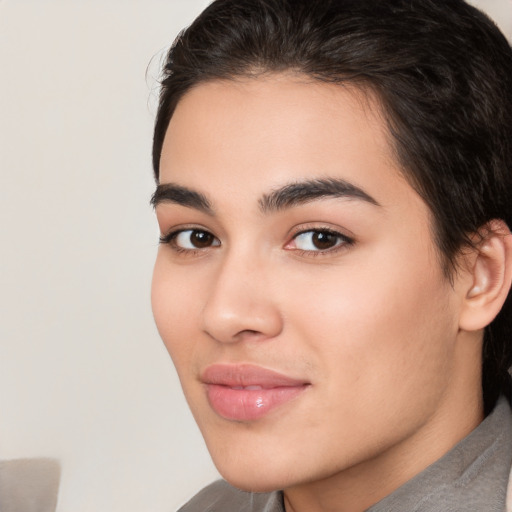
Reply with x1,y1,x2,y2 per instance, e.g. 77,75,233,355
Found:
236,328,271,339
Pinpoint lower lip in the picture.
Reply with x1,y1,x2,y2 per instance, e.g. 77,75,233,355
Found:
206,384,307,421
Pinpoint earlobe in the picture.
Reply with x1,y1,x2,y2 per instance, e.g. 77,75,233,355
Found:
459,220,512,332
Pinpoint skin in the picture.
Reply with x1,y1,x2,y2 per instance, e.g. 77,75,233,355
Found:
152,75,487,512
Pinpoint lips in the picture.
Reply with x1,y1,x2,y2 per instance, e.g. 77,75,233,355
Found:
201,364,309,421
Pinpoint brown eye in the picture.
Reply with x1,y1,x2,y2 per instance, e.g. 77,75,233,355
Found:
172,229,220,250
190,230,215,248
289,229,352,253
311,231,339,250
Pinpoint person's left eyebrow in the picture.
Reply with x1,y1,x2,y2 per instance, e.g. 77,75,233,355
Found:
259,177,380,213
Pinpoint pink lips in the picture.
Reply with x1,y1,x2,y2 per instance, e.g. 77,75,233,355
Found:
202,364,309,421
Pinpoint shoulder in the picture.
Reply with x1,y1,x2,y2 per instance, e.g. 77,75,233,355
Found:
177,480,283,512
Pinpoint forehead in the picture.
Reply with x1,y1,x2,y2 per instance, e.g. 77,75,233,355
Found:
160,74,419,215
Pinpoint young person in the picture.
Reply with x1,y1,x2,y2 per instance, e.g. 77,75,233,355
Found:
150,1,512,510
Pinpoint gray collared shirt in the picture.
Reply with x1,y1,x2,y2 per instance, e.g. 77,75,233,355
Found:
178,397,512,511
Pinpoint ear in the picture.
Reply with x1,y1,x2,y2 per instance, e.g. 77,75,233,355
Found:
458,220,512,332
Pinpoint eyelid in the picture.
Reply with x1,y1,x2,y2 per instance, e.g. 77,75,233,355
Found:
288,223,355,242
160,223,209,242
285,225,355,255
159,226,220,251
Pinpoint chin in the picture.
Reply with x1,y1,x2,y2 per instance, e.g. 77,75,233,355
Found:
208,450,290,493
212,449,320,494
220,471,285,494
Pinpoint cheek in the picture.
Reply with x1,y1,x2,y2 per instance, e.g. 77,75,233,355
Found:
151,255,196,364
284,250,458,399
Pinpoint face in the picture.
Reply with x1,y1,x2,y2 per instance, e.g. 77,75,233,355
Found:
152,75,470,493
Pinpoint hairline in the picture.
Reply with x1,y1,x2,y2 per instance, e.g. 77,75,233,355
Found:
156,69,459,277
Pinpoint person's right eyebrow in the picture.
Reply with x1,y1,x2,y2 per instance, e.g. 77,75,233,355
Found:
150,183,214,215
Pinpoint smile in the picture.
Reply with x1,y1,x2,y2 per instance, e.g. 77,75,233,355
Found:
201,364,310,421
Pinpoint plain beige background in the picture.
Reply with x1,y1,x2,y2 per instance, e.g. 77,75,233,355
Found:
0,1,510,510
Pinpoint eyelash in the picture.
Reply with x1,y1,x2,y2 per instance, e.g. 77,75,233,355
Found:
159,227,354,257
159,228,219,255
286,227,354,257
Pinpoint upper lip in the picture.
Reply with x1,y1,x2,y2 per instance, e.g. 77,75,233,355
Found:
201,363,309,389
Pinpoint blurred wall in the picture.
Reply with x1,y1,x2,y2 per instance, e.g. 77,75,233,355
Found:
0,1,510,511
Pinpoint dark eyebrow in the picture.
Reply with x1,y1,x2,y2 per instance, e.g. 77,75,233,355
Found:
259,178,380,213
150,183,213,215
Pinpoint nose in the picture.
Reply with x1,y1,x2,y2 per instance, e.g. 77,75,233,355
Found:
201,251,283,344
